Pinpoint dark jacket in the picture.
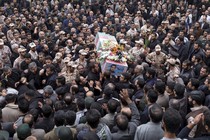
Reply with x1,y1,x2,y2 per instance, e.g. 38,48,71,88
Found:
176,44,189,63
45,73,58,90
188,48,205,61
1,69,21,88
35,117,55,133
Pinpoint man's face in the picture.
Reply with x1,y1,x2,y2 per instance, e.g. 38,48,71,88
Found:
46,68,52,76
175,39,181,45
190,35,195,42
165,38,169,44
77,66,84,74
21,39,27,44
179,32,184,38
134,67,140,74
102,27,108,33
29,66,37,73
54,26,60,32
188,96,193,107
206,50,210,57
155,51,160,55
20,51,26,57
79,54,85,59
25,58,31,64
44,92,49,98
110,65,116,72
45,59,52,65
14,33,19,39
187,81,193,90
157,27,162,32
43,45,49,51
182,63,188,70
200,68,207,77
204,78,209,87
38,55,44,62
193,43,199,50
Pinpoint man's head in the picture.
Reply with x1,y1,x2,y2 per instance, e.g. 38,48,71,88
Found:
155,45,161,55
120,72,131,82
86,109,101,129
54,110,65,127
146,68,156,79
5,94,17,104
194,41,202,50
77,64,85,74
24,53,32,64
3,66,12,76
65,111,76,126
28,62,37,73
188,90,204,107
43,85,54,98
24,90,36,101
56,76,66,87
174,83,185,99
149,104,163,123
115,114,128,131
135,78,145,89
64,93,73,105
23,113,35,128
163,108,182,134
42,104,52,118
146,89,158,104
18,48,27,57
107,99,118,114
182,60,191,71
200,66,208,78
155,81,165,95
45,64,55,76
187,78,200,91
134,65,144,74
17,124,31,140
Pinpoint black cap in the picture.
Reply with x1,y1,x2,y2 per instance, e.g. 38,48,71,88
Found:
189,90,204,104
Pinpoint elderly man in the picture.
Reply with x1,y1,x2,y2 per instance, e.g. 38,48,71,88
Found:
43,85,57,104
146,45,167,74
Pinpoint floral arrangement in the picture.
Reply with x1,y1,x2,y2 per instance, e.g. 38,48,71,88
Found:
101,40,118,51
98,44,133,63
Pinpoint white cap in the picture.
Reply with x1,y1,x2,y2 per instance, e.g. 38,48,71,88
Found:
29,42,36,48
79,49,87,55
119,39,127,44
18,47,27,53
155,45,161,51
135,40,144,45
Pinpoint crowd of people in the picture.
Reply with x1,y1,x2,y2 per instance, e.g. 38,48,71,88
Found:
0,0,210,140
